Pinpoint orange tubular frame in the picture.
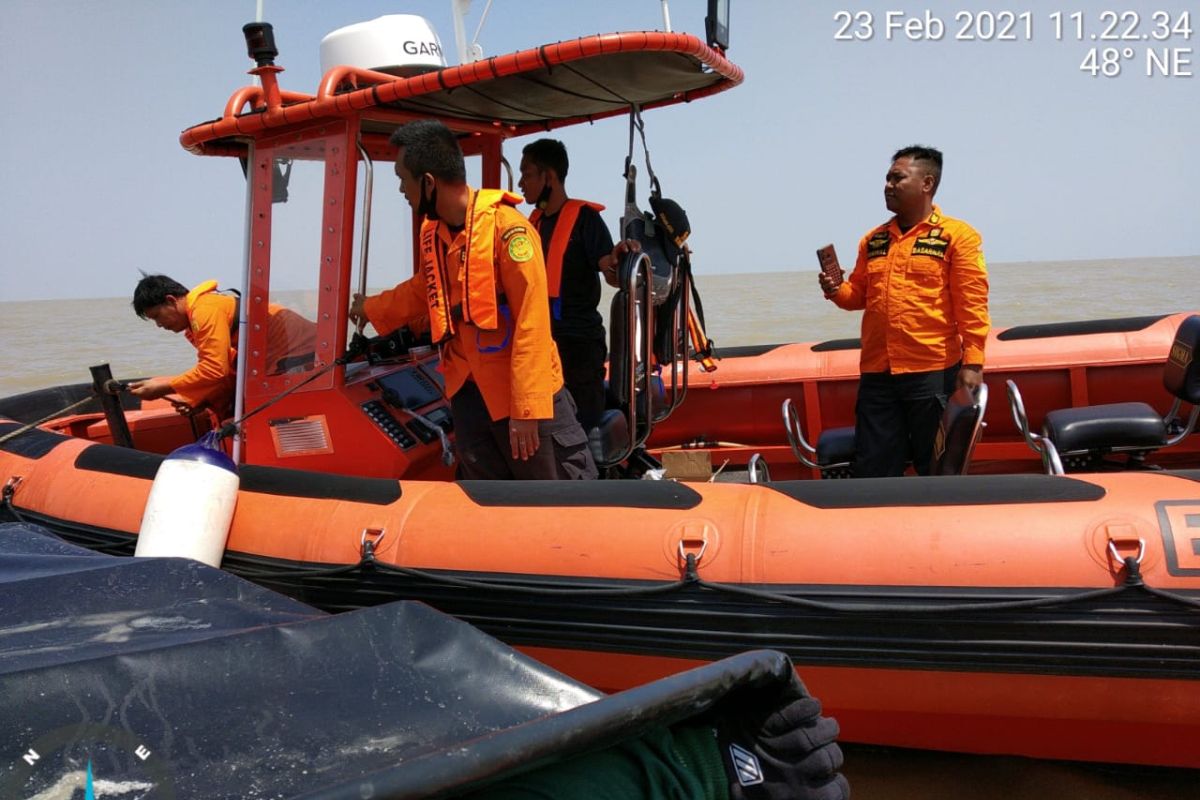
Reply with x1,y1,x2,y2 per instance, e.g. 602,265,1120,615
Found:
181,31,744,154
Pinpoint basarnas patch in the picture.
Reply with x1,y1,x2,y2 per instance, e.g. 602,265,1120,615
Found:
507,234,535,262
866,230,891,260
912,230,950,259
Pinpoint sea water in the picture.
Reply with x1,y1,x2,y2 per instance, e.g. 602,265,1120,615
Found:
1,256,1195,398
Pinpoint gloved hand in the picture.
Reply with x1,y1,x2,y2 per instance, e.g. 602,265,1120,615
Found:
715,673,850,800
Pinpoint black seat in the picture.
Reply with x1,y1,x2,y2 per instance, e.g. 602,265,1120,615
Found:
815,426,856,474
588,408,631,469
1008,314,1200,473
931,384,989,475
785,383,988,479
1043,403,1165,452
782,398,854,479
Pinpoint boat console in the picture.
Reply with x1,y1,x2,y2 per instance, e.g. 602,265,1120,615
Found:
349,357,452,452
237,340,456,481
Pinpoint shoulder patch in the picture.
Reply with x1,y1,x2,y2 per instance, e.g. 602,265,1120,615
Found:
501,225,528,242
507,234,535,262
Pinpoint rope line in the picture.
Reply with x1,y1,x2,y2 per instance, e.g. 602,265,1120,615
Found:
0,396,95,444
222,552,1200,614
4,488,1198,615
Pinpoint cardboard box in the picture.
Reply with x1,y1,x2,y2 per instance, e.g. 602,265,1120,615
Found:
661,450,713,481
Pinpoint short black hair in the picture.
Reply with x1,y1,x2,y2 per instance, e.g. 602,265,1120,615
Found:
133,274,189,318
521,139,569,181
892,145,942,193
389,120,466,183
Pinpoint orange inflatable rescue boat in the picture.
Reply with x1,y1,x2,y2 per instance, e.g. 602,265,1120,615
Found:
2,8,1199,771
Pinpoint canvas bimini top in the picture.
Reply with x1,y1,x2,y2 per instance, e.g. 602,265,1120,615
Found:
180,27,744,156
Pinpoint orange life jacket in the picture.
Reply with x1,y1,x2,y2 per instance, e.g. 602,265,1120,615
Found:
529,199,606,300
422,189,523,344
183,280,237,358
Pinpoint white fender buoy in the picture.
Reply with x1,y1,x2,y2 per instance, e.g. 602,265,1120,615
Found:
135,434,239,567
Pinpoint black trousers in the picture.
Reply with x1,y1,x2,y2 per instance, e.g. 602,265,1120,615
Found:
555,334,607,432
853,364,958,478
451,380,598,480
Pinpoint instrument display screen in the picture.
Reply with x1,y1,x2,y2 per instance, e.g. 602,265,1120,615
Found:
377,367,443,409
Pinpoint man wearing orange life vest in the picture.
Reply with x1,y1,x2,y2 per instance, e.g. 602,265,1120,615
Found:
348,120,598,480
518,139,616,431
129,274,317,417
819,146,990,478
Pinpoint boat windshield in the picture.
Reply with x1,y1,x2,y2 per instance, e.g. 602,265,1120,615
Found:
245,129,341,384
351,142,489,307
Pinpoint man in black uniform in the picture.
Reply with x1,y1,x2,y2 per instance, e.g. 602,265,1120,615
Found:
519,139,617,432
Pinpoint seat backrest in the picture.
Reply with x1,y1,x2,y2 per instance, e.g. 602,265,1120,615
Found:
931,383,989,475
608,291,631,407
1163,315,1200,404
588,408,631,468
621,212,676,305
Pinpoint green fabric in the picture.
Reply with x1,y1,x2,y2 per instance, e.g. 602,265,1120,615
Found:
464,724,729,800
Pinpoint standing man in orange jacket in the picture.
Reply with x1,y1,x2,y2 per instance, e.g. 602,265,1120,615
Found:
819,145,990,477
349,120,599,480
518,139,617,432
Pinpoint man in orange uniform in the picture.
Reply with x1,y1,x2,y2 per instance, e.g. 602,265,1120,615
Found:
130,274,317,417
819,146,990,477
518,139,616,431
349,120,597,480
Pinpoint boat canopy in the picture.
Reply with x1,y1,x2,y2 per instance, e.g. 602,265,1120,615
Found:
181,31,744,156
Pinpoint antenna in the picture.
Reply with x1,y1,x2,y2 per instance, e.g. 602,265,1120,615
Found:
469,0,493,61
252,0,264,86
450,0,491,63
660,0,672,32
450,0,471,64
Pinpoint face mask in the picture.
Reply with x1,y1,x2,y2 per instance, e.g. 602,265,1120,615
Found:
417,177,439,221
535,182,551,209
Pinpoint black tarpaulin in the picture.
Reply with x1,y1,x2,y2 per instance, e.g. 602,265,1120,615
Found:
0,523,800,799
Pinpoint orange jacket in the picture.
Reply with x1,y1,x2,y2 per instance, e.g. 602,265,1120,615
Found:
171,281,236,409
169,281,319,409
828,206,990,373
362,189,563,421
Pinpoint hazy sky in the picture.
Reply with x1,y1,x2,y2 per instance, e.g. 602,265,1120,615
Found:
1,1,1196,302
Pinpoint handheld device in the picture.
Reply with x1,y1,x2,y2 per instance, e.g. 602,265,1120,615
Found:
817,244,843,285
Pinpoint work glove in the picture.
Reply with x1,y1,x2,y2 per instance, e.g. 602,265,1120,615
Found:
715,673,850,800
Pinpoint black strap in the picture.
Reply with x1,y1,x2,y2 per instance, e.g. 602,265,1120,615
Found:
621,104,664,237
225,288,242,336
450,294,508,323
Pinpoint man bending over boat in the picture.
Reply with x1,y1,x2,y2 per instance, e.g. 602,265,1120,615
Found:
128,274,317,417
518,138,617,431
349,120,624,480
818,146,990,477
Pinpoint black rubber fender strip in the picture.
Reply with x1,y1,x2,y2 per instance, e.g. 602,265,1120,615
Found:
72,443,401,505
997,314,1167,341
767,473,1106,509
457,479,703,509
0,422,70,460
712,343,784,359
240,465,401,505
810,338,863,353
1161,469,1200,484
